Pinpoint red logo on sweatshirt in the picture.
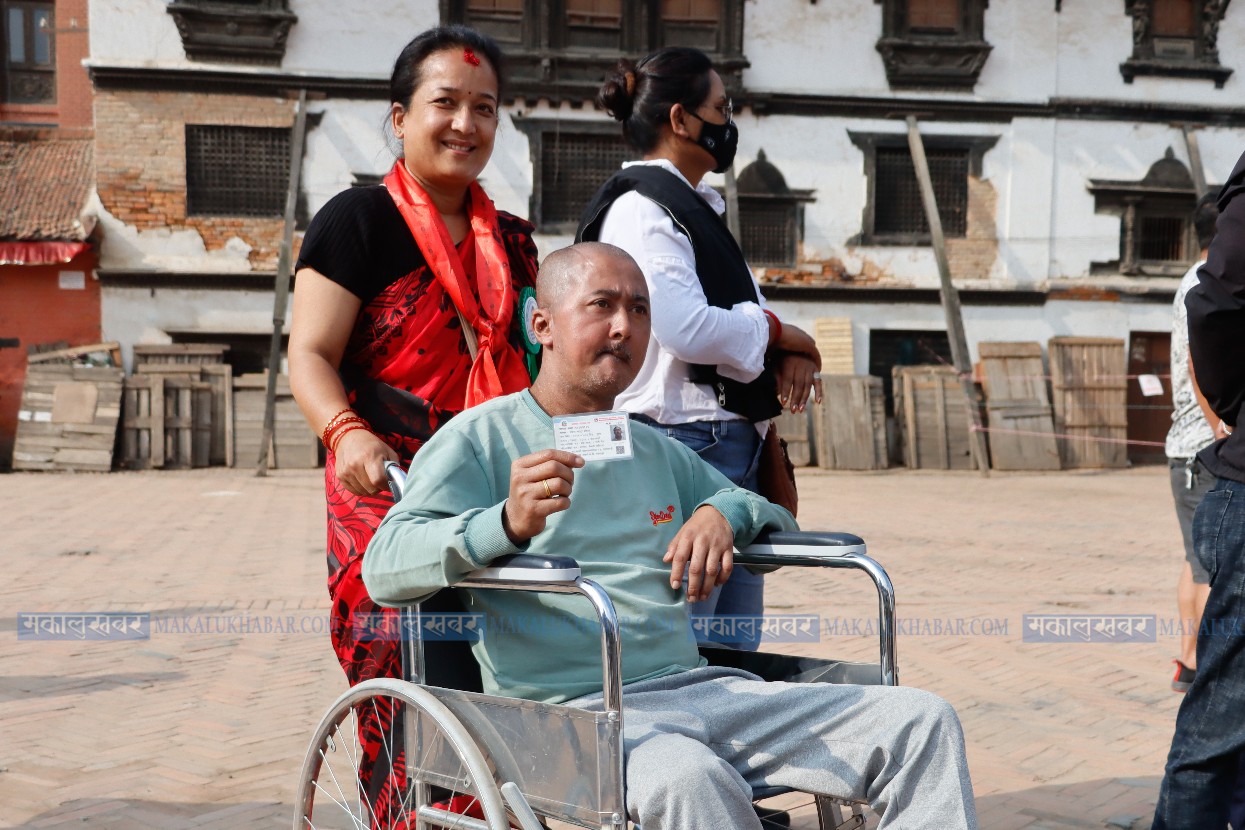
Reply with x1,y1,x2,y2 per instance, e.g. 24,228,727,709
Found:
649,505,676,526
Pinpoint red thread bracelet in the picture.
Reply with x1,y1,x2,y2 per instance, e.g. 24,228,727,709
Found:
329,422,372,455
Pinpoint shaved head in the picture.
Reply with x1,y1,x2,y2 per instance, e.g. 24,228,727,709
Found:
536,242,643,310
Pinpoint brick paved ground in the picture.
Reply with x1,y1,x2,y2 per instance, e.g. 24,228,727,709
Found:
0,465,1189,829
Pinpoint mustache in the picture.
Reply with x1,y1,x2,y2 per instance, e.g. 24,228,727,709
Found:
599,343,632,362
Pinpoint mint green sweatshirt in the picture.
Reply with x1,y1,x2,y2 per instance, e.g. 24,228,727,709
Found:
363,390,797,703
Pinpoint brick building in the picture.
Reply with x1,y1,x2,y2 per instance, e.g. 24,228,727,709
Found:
85,0,1245,458
0,0,97,468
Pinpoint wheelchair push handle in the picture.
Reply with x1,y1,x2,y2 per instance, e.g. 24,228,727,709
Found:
384,460,407,501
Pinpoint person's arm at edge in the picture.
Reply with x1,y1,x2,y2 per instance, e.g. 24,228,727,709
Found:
362,431,524,606
1191,354,1231,440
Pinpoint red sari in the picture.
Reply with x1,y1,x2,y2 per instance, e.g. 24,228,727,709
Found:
324,162,537,824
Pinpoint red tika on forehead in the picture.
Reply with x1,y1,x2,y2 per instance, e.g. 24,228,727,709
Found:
463,48,481,67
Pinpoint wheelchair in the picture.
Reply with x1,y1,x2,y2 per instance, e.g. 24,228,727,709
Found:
296,462,898,830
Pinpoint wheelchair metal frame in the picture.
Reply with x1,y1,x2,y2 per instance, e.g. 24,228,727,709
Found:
296,462,899,830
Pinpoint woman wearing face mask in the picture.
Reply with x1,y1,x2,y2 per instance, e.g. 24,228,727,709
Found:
578,47,823,644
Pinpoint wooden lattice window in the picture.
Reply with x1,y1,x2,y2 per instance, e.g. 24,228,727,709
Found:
661,0,720,50
565,0,622,49
464,0,524,44
537,131,635,229
2,0,54,104
1121,0,1233,87
908,0,960,32
185,125,290,217
739,201,798,268
874,146,968,238
1138,213,1189,262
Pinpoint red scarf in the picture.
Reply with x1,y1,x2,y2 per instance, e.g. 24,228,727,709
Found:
384,160,530,408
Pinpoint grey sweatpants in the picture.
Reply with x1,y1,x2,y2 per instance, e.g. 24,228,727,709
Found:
567,666,977,830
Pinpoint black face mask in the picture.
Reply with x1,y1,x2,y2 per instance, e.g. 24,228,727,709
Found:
687,112,738,174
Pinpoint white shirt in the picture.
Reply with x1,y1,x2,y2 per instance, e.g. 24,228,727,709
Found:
1166,260,1218,459
597,159,771,424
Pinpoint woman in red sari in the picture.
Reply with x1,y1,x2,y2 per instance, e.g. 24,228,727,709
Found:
289,25,537,824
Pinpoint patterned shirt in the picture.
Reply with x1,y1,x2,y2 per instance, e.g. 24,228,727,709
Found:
1166,261,1218,459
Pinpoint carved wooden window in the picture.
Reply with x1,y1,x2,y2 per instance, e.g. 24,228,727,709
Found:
167,0,298,66
540,132,633,227
1088,150,1204,276
736,149,812,268
1,1,54,104
443,0,745,102
850,131,997,246
875,0,991,90
186,125,290,217
1121,0,1233,87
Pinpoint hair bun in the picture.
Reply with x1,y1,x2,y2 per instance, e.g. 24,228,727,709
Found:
596,59,638,122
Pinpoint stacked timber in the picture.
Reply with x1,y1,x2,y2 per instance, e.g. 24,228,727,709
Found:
232,372,319,469
1048,337,1128,469
978,342,1061,471
893,365,976,470
814,375,888,470
13,344,125,471
814,317,855,375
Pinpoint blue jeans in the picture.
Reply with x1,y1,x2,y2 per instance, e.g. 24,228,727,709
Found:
631,416,766,649
1154,477,1245,829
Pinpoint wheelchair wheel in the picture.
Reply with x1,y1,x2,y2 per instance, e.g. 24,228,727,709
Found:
296,678,510,830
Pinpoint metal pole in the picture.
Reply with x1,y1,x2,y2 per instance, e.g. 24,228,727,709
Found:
257,88,309,476
905,116,990,475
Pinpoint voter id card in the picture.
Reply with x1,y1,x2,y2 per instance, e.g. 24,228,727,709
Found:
552,411,634,462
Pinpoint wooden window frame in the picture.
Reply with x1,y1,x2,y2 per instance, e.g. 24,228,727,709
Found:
442,0,747,103
185,124,291,218
513,118,637,233
1088,151,1207,277
1,0,55,105
849,131,997,246
874,0,992,90
1120,0,1233,87
167,0,298,66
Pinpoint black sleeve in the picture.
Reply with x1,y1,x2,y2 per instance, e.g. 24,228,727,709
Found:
1188,148,1245,481
295,185,425,305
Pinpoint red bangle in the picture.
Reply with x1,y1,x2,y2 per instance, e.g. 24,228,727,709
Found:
321,407,356,445
763,309,782,344
329,422,372,455
323,416,368,450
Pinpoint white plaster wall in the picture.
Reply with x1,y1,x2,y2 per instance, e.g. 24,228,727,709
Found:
91,0,437,76
766,298,1173,377
1055,1,1245,103
102,286,287,371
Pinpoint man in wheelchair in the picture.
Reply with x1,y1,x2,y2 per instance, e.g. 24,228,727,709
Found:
364,242,978,829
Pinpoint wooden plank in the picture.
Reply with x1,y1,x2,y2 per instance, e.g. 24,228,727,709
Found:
815,375,887,470
27,341,122,366
773,409,812,467
12,366,123,472
814,317,854,375
979,341,1061,471
1049,337,1127,469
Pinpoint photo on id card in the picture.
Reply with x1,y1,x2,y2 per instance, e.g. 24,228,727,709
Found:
552,411,633,462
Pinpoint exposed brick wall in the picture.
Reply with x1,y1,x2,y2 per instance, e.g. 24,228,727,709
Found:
945,175,999,280
95,90,296,270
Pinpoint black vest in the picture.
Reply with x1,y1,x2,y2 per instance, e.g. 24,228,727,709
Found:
576,166,780,423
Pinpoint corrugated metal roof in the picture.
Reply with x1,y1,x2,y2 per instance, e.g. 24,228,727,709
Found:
0,138,94,241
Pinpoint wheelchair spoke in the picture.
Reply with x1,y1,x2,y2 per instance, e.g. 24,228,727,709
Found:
370,695,414,830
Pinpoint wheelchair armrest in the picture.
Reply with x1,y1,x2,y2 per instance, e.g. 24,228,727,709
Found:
463,553,582,585
734,530,866,565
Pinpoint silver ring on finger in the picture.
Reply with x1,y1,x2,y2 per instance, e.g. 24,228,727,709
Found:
812,372,822,380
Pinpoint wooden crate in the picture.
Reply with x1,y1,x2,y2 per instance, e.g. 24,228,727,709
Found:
135,363,233,466
814,317,855,376
814,375,888,470
121,376,165,469
893,365,976,470
1048,337,1128,469
162,378,213,469
772,409,814,467
233,373,319,469
979,342,1061,471
132,343,230,367
12,365,124,472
